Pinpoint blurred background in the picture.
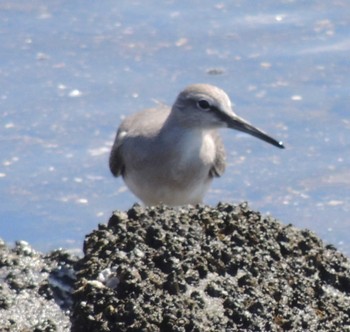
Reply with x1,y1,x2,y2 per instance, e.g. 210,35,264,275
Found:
0,0,349,255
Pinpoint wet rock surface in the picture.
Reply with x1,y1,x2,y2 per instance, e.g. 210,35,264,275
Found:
0,239,77,332
71,203,350,331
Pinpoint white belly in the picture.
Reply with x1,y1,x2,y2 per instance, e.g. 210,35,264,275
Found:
125,173,212,206
123,131,217,206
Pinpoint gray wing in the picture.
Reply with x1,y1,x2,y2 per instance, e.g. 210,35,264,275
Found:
109,106,171,178
109,127,126,177
209,132,226,177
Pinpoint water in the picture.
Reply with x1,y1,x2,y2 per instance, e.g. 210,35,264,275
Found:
1,0,349,255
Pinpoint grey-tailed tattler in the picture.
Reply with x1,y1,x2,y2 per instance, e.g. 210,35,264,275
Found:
110,84,284,206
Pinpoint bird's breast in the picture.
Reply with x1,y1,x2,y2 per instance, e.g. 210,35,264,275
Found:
123,130,217,205
167,131,216,181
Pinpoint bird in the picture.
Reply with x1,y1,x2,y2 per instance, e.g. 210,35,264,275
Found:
109,83,284,206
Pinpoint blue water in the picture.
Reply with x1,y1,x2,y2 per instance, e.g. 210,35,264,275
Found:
1,1,349,255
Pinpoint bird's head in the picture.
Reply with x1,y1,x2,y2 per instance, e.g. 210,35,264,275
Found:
171,83,284,149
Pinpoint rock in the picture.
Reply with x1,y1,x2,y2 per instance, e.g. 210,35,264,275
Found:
71,203,350,331
0,239,77,332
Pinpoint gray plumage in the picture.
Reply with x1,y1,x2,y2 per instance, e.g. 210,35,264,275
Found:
110,84,284,206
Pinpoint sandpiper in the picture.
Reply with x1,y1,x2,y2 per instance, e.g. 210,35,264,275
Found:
110,84,284,206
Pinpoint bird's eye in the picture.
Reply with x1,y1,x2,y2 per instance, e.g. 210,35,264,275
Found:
197,99,211,110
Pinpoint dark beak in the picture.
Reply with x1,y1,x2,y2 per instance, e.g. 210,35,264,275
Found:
226,114,284,149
